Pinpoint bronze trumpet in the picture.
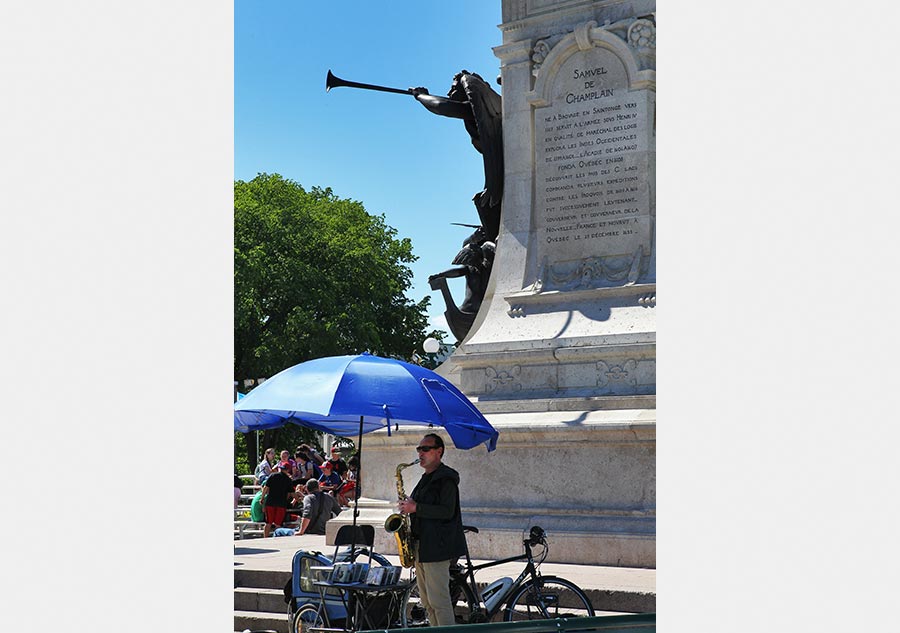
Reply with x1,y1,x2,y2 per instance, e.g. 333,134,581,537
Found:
325,69,414,96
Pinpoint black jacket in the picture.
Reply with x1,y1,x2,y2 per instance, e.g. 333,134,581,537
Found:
409,463,467,563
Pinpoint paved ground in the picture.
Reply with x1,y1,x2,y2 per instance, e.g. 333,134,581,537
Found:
234,533,656,596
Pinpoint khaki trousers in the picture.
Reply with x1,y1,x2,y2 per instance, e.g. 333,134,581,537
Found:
415,558,455,627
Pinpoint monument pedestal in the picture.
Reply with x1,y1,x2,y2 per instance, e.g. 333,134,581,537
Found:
345,1,656,568
440,0,656,567
348,403,654,567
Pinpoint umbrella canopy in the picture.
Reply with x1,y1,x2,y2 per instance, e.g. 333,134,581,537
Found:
233,353,498,452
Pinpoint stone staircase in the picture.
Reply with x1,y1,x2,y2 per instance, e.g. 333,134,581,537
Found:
234,567,293,633
232,486,394,632
233,482,299,631
234,563,654,633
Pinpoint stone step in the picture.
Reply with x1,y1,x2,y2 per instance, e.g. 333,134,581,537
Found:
592,589,654,615
235,587,288,613
324,504,396,551
234,567,653,613
234,609,289,633
235,594,642,633
235,568,292,590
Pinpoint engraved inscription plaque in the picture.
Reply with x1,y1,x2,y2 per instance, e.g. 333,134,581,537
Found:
534,45,654,290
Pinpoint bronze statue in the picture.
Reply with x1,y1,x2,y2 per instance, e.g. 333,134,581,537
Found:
410,71,503,242
326,69,504,343
326,69,503,240
412,71,503,342
428,227,496,344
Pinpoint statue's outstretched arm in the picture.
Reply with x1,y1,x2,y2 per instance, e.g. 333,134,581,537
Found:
410,87,473,120
428,266,469,282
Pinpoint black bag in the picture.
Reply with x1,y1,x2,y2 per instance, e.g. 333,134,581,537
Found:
348,592,400,629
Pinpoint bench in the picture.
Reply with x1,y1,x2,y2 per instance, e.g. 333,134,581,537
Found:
234,519,301,540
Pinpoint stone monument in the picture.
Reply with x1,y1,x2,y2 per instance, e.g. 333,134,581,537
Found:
332,0,656,568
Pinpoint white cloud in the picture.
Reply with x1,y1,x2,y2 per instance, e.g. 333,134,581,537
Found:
428,313,449,336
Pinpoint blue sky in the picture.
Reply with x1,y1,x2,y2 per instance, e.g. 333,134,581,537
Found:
235,1,503,333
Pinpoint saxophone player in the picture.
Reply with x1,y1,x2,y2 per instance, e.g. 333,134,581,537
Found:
397,433,467,627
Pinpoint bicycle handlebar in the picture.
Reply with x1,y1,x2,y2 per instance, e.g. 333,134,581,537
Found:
526,525,546,546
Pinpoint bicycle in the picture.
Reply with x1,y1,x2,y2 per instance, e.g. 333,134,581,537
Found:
404,525,595,625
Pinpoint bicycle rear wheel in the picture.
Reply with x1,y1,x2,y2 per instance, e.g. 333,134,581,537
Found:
502,576,595,621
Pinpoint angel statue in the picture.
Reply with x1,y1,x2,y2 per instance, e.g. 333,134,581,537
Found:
410,70,503,243
428,225,496,345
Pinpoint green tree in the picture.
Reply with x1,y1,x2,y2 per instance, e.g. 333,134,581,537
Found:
234,173,435,467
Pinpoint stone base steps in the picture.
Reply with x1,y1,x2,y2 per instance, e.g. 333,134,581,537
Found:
234,565,654,633
234,609,289,633
235,568,291,633
235,568,292,589
235,587,287,613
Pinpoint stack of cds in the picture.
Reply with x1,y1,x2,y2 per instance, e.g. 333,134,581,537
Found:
349,563,369,583
330,562,353,583
365,565,402,586
384,566,402,585
329,562,372,584
365,566,386,585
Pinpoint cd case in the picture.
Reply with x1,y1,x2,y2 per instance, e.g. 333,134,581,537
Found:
330,563,353,583
365,566,385,585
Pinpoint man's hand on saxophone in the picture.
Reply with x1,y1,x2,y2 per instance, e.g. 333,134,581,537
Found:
398,497,417,514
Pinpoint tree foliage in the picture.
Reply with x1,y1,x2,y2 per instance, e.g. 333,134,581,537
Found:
235,173,432,380
234,173,435,469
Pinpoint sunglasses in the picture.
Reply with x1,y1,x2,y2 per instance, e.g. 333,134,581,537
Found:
416,445,439,453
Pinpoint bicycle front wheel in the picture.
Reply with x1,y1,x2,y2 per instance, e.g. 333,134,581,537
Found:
502,576,595,621
291,604,325,633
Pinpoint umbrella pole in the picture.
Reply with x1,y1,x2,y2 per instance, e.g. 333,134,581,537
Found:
349,415,363,559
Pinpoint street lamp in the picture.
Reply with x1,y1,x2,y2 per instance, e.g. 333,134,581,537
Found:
423,337,440,354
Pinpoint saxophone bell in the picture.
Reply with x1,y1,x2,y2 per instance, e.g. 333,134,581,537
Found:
385,457,421,568
384,513,405,532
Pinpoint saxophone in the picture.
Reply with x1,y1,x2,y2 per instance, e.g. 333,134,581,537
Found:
384,458,420,568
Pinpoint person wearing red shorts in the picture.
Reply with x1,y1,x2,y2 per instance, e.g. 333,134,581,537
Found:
260,463,293,537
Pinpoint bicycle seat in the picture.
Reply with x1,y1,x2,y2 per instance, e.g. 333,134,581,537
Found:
462,525,479,534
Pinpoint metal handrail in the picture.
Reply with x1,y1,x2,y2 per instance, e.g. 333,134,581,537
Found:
357,614,656,633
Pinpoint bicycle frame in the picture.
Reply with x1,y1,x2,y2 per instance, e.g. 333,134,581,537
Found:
404,527,593,627
453,539,543,620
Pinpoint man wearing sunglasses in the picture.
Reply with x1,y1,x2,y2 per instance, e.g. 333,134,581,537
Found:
398,433,467,627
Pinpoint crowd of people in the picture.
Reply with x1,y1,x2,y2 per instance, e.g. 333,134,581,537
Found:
243,444,360,537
